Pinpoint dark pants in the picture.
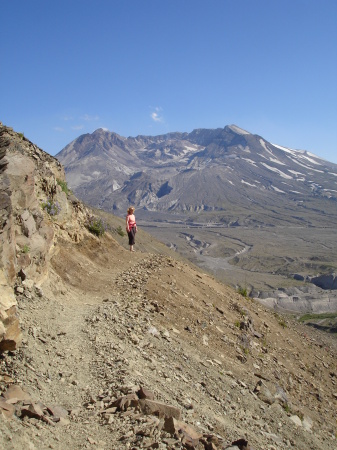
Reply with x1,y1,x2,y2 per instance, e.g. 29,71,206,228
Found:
128,227,136,245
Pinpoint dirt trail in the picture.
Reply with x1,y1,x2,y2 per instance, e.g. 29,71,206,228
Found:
1,232,336,449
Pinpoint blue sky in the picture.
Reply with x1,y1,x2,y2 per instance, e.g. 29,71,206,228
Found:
1,0,337,163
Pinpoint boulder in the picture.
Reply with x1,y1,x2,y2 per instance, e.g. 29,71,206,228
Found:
46,405,69,420
289,415,302,427
3,385,31,402
139,399,181,420
21,402,45,420
21,210,37,237
137,386,155,400
0,397,16,419
111,393,139,411
302,415,313,432
163,416,202,441
254,380,275,405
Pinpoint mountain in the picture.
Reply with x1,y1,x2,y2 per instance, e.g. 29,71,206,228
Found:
1,123,337,449
57,125,337,228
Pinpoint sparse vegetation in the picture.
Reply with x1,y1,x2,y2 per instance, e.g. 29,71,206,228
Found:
116,225,125,237
279,318,287,328
22,244,30,254
273,312,287,328
241,346,250,355
18,132,24,139
283,403,291,414
237,286,248,298
57,179,69,195
42,199,61,216
299,312,337,322
86,216,107,237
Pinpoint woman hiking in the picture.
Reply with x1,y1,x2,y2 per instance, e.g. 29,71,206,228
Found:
126,206,137,252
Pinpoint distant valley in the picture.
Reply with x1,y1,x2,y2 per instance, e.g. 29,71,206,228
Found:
57,125,337,314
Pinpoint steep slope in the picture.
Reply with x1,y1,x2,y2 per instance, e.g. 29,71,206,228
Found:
0,124,336,449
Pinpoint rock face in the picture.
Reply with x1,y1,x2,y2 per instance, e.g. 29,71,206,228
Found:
0,124,90,351
0,125,63,285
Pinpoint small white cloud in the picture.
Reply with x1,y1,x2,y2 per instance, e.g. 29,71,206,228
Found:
81,114,99,121
151,112,162,122
62,116,73,121
150,107,164,123
54,127,64,132
71,125,84,130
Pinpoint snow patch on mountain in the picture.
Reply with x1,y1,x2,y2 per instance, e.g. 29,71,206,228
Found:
241,180,257,187
272,143,295,154
112,181,121,191
288,170,305,176
269,157,286,166
260,163,293,179
286,157,325,173
242,158,258,167
228,124,250,135
271,185,286,194
297,154,322,166
259,139,275,157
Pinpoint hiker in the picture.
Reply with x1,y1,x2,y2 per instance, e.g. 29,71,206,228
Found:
126,206,137,252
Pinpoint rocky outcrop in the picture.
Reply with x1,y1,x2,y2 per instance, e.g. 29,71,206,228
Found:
0,384,69,424
0,124,90,351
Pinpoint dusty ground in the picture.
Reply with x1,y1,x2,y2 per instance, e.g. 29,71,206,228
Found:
1,230,336,449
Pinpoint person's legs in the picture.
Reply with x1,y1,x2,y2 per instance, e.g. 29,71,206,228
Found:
128,228,135,252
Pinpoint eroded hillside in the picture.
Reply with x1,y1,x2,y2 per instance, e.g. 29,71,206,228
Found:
0,125,336,449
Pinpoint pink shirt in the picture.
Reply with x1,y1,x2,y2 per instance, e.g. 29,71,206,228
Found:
126,214,136,231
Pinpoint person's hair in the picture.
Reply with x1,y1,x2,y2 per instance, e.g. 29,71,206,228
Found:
127,206,135,214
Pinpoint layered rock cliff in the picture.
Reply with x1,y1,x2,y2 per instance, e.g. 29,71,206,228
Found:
0,124,89,351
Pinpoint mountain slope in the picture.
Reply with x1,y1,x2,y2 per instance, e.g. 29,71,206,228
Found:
57,125,337,228
0,124,336,449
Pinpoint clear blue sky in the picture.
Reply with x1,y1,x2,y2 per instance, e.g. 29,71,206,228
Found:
1,0,337,163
